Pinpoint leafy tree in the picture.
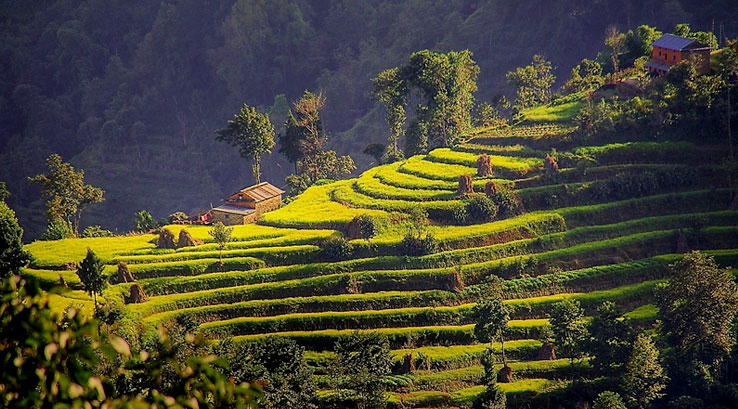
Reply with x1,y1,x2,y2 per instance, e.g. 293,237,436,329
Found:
372,67,407,160
284,173,312,197
473,348,506,409
133,210,158,232
332,332,392,409
320,236,353,261
208,222,233,264
593,391,627,409
76,248,107,311
506,55,555,110
656,251,738,381
466,195,498,222
564,58,604,93
587,301,634,374
404,117,429,157
622,334,667,409
0,185,31,277
549,299,588,365
363,143,387,165
279,110,306,172
216,103,275,184
28,154,104,236
218,337,316,409
168,211,189,224
604,26,627,72
473,297,512,378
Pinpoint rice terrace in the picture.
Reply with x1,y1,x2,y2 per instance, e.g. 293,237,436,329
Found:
2,2,738,409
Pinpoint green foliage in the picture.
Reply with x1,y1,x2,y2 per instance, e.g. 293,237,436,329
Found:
76,248,107,309
549,299,588,364
81,225,114,238
564,58,604,93
587,301,634,374
216,103,275,184
133,210,158,232
490,189,523,218
353,214,378,243
332,332,392,409
593,391,626,409
363,143,387,165
321,236,354,261
208,222,233,263
42,218,75,240
28,154,105,236
506,55,555,111
0,200,31,277
466,196,498,223
168,211,189,224
656,251,738,381
622,334,667,409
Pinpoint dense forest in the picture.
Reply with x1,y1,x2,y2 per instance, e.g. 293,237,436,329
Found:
2,0,737,238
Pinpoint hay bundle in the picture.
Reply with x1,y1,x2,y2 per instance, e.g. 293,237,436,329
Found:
157,228,176,249
484,180,498,198
457,174,474,197
477,154,493,177
399,353,415,374
537,343,557,360
112,262,135,284
497,365,513,383
126,283,148,304
178,228,203,248
543,154,559,173
450,266,464,292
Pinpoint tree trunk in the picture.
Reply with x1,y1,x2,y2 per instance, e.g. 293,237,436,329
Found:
253,155,261,184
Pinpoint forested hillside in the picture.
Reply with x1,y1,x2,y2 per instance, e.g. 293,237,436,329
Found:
2,0,737,238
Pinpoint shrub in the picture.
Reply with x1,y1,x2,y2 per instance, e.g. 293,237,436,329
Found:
350,214,377,242
42,218,75,240
168,211,189,224
588,169,697,202
491,190,523,217
133,210,158,232
157,228,176,249
457,174,474,197
477,154,493,177
466,196,498,222
484,181,498,197
450,204,469,225
321,236,353,261
399,233,439,256
81,225,113,238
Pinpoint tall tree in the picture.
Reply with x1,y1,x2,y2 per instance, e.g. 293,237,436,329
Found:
622,334,667,409
604,26,627,72
473,347,506,409
216,104,275,184
279,110,305,172
372,67,407,161
549,299,588,365
656,251,738,380
28,154,104,236
332,332,392,409
76,248,107,311
587,301,634,374
0,183,31,277
473,297,512,381
506,55,556,110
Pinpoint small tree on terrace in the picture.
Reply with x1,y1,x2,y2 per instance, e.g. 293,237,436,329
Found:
208,222,233,264
506,55,556,111
133,210,158,232
216,104,275,184
622,334,667,409
76,248,107,311
473,297,513,382
549,299,588,367
332,332,392,409
353,214,377,245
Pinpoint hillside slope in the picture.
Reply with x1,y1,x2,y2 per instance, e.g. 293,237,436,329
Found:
22,99,738,407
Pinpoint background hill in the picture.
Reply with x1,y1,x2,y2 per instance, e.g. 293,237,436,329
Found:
2,0,738,239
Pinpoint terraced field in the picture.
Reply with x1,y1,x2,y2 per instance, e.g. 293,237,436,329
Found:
23,107,738,407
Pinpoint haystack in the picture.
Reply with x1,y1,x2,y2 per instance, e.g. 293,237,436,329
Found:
126,283,148,304
178,228,203,248
484,180,498,197
543,154,559,173
157,228,176,249
112,262,136,284
457,174,474,197
477,154,493,177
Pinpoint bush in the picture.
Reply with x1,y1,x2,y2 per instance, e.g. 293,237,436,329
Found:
168,211,189,224
42,219,74,240
491,190,523,217
466,196,498,222
321,236,353,261
133,210,158,232
399,233,439,256
450,204,469,224
81,225,114,238
350,214,377,242
588,169,697,202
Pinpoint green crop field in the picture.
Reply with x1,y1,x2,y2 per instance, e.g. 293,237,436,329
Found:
22,97,738,408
